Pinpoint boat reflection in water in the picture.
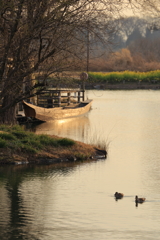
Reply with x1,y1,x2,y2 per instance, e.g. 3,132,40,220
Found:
34,115,90,142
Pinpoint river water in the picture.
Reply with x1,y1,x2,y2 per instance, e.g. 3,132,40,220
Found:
1,90,160,240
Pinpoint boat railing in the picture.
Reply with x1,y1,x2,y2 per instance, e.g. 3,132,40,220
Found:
37,88,85,108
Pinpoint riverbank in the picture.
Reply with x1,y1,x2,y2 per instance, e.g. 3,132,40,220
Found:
85,82,160,90
0,125,107,165
87,70,160,90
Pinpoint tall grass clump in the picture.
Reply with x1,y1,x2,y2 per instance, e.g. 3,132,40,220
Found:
85,127,111,153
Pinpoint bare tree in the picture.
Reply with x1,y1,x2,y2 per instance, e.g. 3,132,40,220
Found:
0,0,144,124
0,0,122,124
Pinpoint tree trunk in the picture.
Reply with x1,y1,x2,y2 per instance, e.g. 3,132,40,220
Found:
0,95,18,125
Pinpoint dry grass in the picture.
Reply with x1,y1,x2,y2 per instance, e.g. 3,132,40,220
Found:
29,138,99,162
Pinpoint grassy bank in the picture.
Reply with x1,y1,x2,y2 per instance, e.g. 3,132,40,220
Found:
88,70,160,84
0,125,106,165
46,70,160,90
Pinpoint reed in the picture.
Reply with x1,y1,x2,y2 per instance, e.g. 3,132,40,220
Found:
85,129,110,152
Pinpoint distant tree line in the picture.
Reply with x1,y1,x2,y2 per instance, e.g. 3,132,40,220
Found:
88,16,160,72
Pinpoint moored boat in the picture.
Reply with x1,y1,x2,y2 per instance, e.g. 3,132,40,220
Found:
23,98,92,122
23,72,92,122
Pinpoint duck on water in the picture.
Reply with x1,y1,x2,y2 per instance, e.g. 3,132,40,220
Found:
114,192,124,200
135,195,146,204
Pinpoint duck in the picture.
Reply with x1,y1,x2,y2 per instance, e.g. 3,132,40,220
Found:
114,192,124,199
135,195,146,204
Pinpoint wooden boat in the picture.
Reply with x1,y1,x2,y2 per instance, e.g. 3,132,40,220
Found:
23,99,92,122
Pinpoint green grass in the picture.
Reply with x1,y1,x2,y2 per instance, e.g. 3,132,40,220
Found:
57,138,75,147
39,134,59,147
0,133,16,140
88,70,160,84
0,125,75,154
12,130,29,139
0,138,7,148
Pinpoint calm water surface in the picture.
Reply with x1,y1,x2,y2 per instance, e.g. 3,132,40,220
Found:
1,90,160,240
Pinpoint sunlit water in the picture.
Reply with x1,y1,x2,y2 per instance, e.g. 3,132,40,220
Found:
1,90,160,240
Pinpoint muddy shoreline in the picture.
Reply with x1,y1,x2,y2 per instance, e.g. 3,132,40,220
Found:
0,144,107,166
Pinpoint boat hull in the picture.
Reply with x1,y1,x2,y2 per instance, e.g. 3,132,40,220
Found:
23,100,92,122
